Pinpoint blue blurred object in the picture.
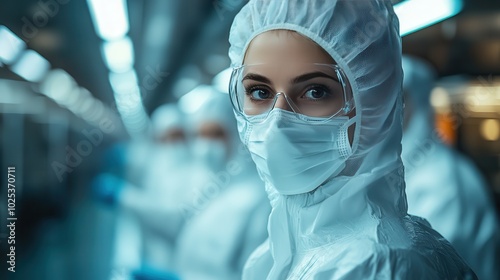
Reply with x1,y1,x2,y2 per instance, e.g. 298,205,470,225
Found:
91,173,126,205
103,142,128,177
132,266,180,280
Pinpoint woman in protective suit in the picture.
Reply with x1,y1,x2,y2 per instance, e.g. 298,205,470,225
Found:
227,0,477,279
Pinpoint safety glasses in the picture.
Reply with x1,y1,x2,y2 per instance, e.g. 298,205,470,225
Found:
229,63,354,124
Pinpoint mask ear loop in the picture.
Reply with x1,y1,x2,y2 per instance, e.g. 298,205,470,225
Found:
341,114,358,156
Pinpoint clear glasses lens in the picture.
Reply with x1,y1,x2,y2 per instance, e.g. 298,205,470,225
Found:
229,64,353,123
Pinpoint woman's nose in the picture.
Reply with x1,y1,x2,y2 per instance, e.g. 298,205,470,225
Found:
273,93,293,112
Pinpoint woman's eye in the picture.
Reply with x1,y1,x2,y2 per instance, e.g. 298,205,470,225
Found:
303,87,329,100
248,89,272,100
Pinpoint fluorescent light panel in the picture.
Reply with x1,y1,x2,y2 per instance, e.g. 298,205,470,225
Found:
102,36,134,73
10,50,50,82
109,69,139,94
40,69,77,101
87,0,129,40
394,0,463,36
0,25,26,64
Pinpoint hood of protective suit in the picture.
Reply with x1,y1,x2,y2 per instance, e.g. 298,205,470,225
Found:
401,55,437,155
229,0,476,279
150,103,185,139
185,87,264,217
145,104,191,194
174,88,270,280
190,87,255,174
149,103,191,167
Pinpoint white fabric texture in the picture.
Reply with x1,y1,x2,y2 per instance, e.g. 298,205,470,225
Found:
229,0,477,279
173,89,270,280
402,55,500,280
189,88,242,157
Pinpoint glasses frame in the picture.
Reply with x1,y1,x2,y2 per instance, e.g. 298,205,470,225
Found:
229,63,355,124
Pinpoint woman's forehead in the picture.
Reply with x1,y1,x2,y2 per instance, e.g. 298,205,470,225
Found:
241,64,340,87
243,30,335,65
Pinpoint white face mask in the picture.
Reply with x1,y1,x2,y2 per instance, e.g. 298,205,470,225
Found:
192,138,228,172
173,142,192,162
153,142,191,164
242,109,354,195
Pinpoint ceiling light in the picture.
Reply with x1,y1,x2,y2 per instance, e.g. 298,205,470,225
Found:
40,69,77,102
102,36,134,73
10,50,50,82
395,0,463,36
0,25,26,64
109,69,139,94
87,0,129,40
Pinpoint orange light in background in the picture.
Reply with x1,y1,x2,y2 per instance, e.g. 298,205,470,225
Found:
435,113,457,146
431,87,457,146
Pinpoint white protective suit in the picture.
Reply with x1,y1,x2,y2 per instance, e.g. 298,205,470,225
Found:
402,56,500,280
228,0,477,279
174,89,270,280
118,103,193,272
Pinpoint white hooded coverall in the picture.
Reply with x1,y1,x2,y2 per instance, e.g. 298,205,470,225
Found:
228,0,477,279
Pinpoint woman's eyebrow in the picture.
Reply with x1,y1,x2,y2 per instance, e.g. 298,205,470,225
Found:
242,73,271,84
291,72,338,84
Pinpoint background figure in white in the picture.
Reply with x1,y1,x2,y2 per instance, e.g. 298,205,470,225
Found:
96,104,192,278
174,88,270,280
402,55,500,280
117,103,194,273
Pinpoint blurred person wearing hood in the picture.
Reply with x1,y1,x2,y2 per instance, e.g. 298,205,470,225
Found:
94,103,193,276
173,87,270,280
402,55,500,280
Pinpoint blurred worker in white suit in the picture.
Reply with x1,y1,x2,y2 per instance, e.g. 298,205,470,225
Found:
402,55,500,280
